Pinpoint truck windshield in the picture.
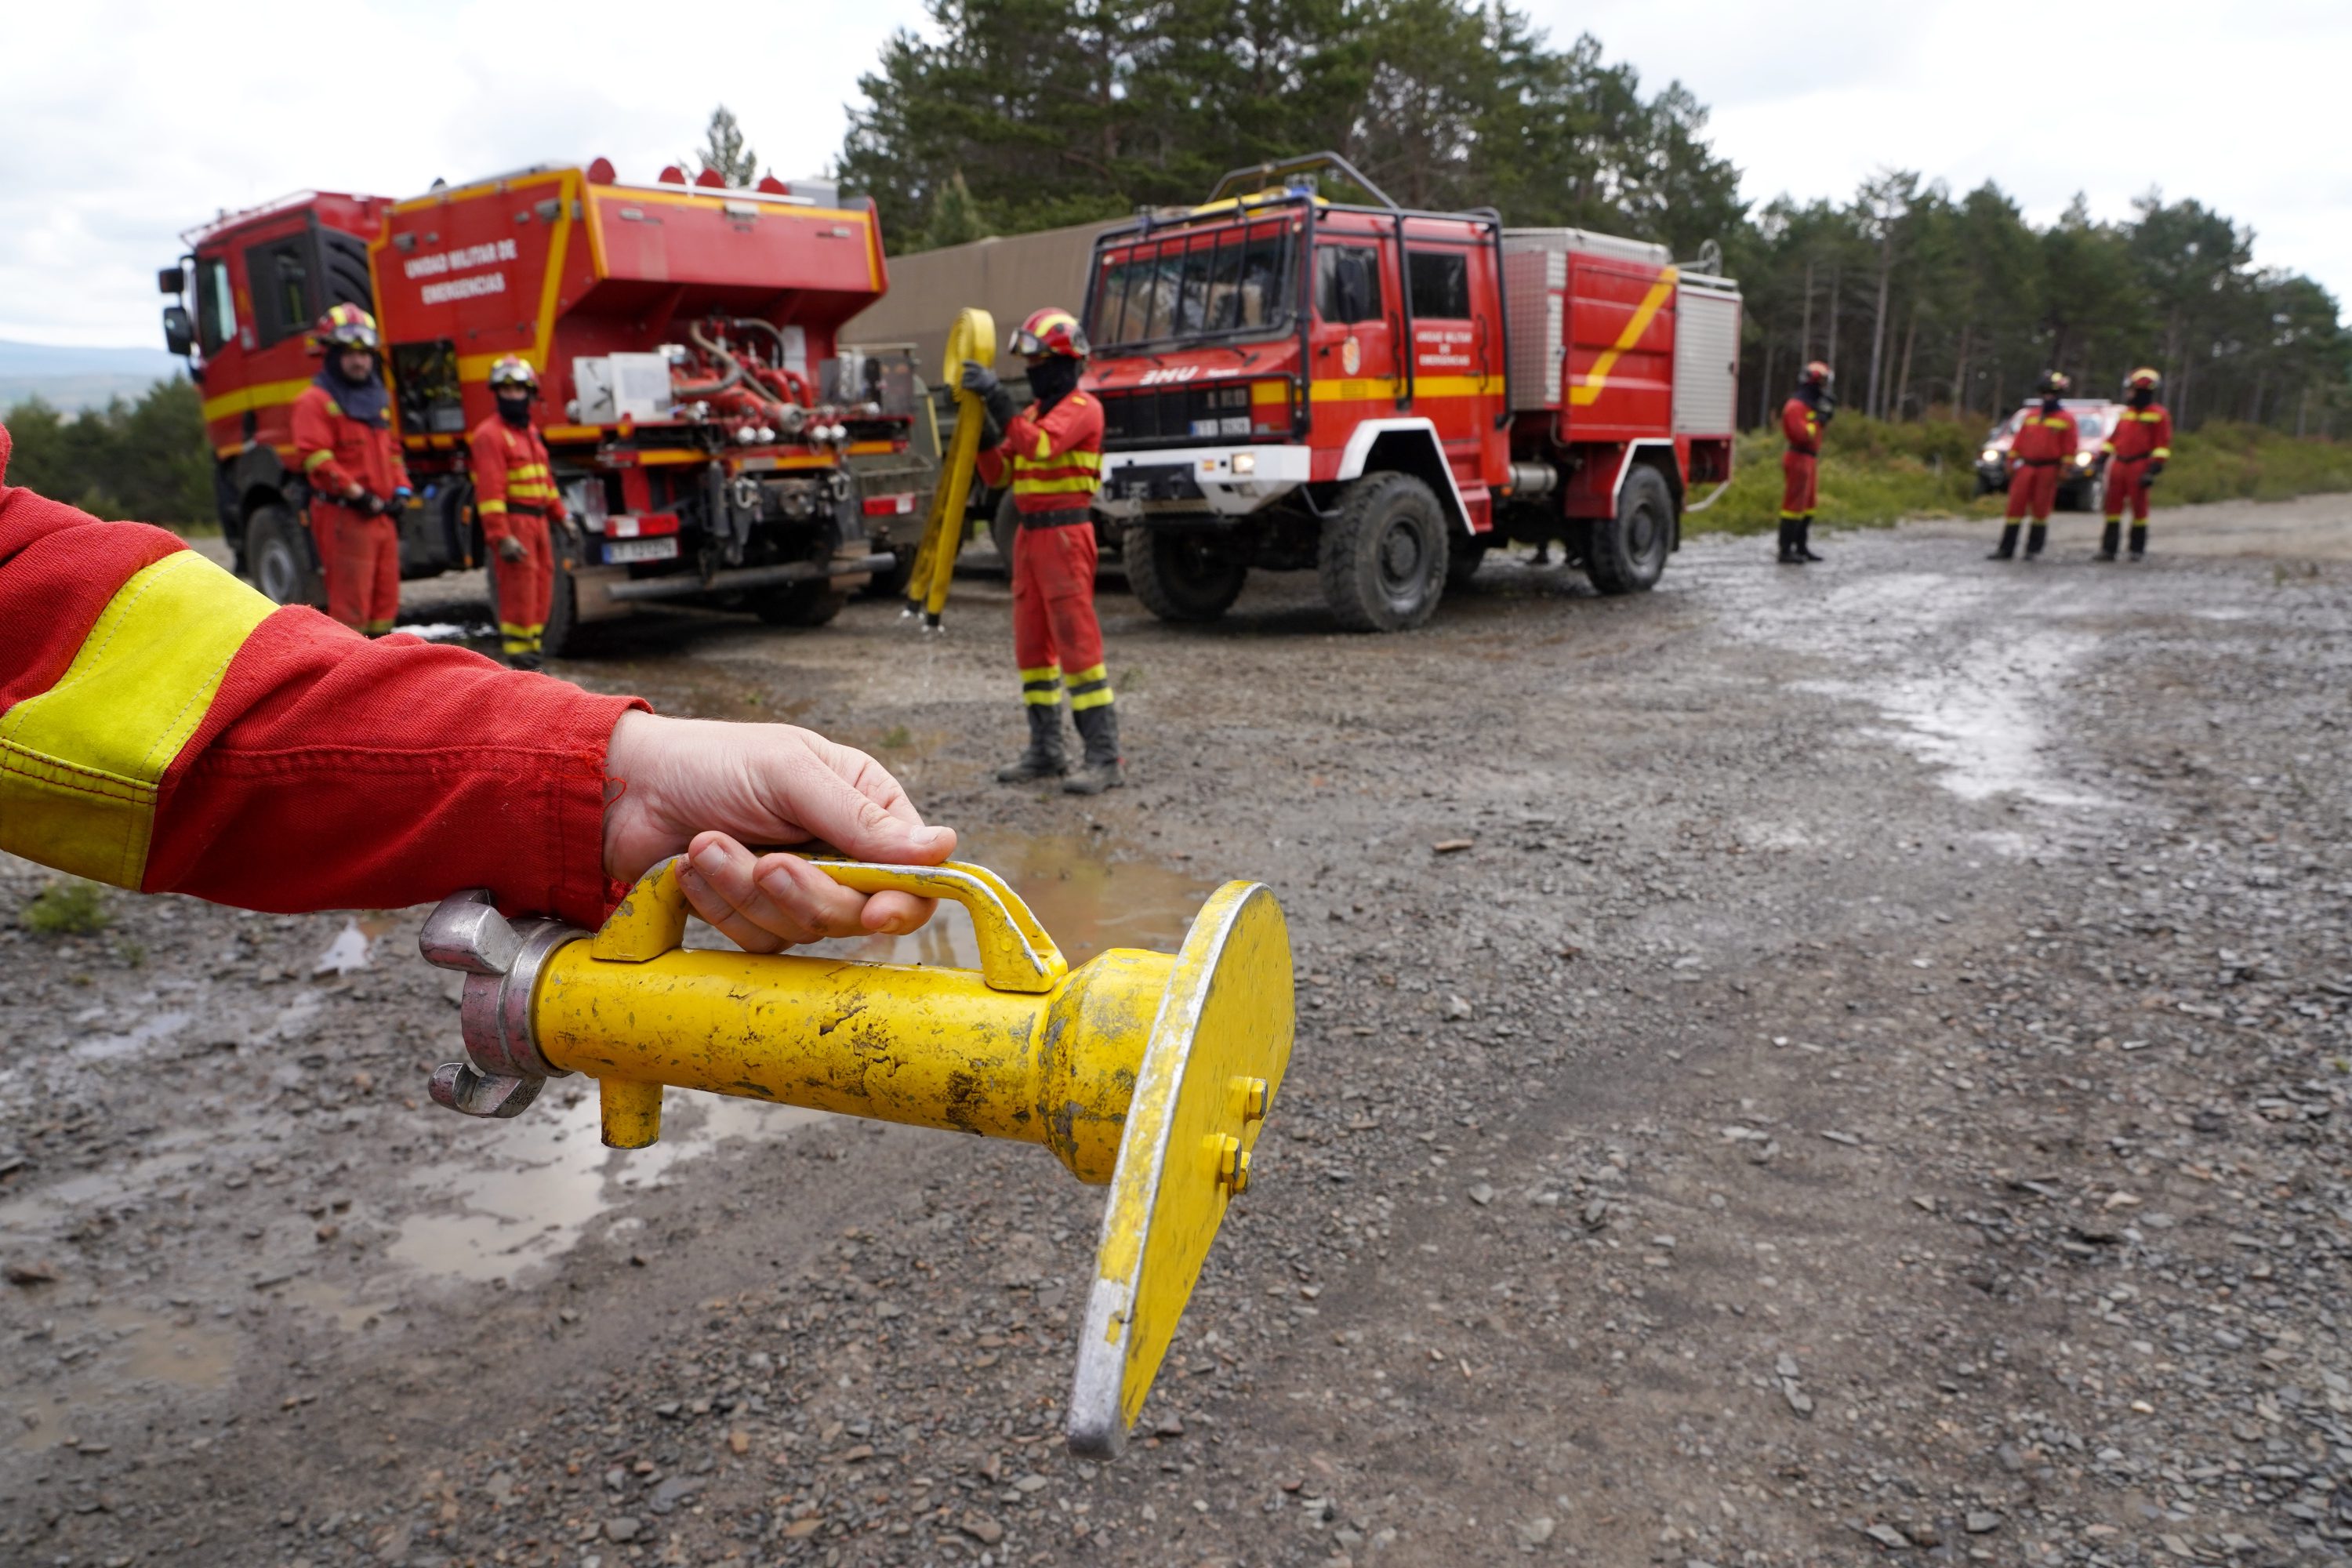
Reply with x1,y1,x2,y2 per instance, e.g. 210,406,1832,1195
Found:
1090,220,1295,352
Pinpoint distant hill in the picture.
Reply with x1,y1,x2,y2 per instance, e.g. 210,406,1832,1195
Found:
0,339,187,414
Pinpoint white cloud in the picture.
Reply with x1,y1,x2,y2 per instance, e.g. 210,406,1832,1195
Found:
9,2,2346,347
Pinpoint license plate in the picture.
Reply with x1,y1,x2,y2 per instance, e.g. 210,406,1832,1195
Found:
605,537,678,564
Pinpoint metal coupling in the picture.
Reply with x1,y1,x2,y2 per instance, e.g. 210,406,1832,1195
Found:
416,888,586,1120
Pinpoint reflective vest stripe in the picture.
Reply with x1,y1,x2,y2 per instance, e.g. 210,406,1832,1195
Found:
1067,662,1114,710
0,551,274,887
1011,474,1100,498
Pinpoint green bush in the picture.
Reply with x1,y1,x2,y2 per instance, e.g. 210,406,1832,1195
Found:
21,878,111,937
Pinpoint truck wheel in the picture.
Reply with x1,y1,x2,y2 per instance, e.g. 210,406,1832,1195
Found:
753,567,849,628
245,504,325,608
1446,537,1490,589
1126,528,1247,622
862,547,917,600
1319,472,1447,632
1584,465,1672,596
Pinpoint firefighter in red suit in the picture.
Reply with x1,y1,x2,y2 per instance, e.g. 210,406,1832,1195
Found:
1777,361,1834,564
470,357,567,669
964,308,1122,795
291,305,411,633
1993,372,2078,561
2098,367,2172,562
0,416,955,952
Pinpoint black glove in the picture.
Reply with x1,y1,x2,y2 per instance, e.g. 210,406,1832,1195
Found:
1815,395,1838,423
353,489,388,518
959,361,1000,397
2144,460,2165,482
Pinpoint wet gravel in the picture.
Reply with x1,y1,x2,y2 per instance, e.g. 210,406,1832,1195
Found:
4,495,2350,1566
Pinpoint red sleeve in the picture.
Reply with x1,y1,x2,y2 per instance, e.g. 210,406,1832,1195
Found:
291,387,356,497
147,617,642,927
1779,398,1817,453
2,421,644,928
470,421,513,539
2155,408,2173,456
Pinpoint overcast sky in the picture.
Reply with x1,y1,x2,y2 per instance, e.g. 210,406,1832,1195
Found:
9,1,2348,349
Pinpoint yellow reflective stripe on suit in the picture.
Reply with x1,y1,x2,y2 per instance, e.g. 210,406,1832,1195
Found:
0,552,274,887
1067,662,1115,710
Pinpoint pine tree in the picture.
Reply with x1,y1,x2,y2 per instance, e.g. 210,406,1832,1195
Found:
692,106,761,188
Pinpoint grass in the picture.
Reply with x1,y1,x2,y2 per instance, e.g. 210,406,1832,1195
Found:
1684,415,2352,538
21,878,111,937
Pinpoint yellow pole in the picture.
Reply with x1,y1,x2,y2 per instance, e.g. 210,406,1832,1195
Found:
902,307,995,628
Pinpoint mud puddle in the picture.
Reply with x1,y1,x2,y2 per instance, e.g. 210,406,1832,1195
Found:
5,1304,239,1452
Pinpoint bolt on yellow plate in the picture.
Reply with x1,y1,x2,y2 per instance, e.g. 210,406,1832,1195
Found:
418,855,1293,1457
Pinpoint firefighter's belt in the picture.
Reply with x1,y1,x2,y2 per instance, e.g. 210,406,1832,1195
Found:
1019,507,1094,531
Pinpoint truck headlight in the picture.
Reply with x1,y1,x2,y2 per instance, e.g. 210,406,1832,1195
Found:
1230,452,1256,475
1980,448,2000,464
2074,452,2092,466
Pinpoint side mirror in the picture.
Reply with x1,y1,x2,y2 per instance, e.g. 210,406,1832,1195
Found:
162,304,194,358
158,266,187,296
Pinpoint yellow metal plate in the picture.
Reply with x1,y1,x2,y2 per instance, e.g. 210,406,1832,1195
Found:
1065,881,1293,1457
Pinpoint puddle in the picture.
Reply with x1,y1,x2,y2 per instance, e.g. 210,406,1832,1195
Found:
6,1305,239,1451
389,1091,817,1285
314,912,404,975
70,1007,191,1062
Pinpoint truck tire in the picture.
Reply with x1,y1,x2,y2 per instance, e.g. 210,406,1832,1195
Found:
1319,472,1447,632
1584,464,1672,596
753,577,849,628
862,547,917,601
245,503,325,609
1446,536,1490,589
1126,528,1248,622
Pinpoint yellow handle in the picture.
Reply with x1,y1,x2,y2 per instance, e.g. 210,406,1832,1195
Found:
590,853,1069,993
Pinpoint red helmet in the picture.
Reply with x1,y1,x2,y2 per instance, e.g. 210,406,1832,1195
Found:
313,303,379,355
2125,366,2160,392
1800,361,1832,388
488,356,539,393
1011,307,1088,361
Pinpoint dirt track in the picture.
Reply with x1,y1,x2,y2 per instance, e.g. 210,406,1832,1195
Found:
5,491,2350,1568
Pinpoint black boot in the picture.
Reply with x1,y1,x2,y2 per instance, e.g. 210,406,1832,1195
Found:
1777,518,1799,564
1795,515,1824,562
996,703,1068,782
2128,524,2147,561
2096,521,2121,561
2024,523,2048,559
1063,702,1124,795
1988,523,2020,561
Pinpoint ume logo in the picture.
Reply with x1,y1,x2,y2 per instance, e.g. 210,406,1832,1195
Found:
1137,366,1200,386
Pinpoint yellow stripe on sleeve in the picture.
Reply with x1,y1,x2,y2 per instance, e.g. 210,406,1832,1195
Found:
0,552,275,888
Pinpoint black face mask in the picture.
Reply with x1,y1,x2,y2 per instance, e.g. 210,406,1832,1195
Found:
2131,387,2154,408
1027,355,1082,412
496,393,533,428
2042,395,2063,413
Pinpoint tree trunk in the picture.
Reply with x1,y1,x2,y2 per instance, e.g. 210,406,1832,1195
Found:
1866,241,1893,419
1824,266,1842,383
1893,299,1920,423
1798,258,1815,363
1951,322,1973,419
1759,338,1777,431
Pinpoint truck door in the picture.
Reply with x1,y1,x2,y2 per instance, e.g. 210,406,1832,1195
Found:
1403,243,1498,499
1313,239,1393,406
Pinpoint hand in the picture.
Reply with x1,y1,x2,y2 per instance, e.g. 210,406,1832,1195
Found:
393,485,414,506
2145,461,2165,481
496,535,528,563
959,361,1000,396
601,713,956,952
352,489,388,517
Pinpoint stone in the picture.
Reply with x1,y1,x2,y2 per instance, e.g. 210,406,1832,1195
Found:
604,1517,642,1542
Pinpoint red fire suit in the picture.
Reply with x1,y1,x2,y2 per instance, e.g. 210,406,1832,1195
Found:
1780,395,1824,519
976,390,1111,717
2004,407,2079,523
292,383,411,634
2101,403,2173,524
470,415,567,656
0,419,640,926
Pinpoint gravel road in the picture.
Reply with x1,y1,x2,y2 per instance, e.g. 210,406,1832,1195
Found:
4,492,2349,1568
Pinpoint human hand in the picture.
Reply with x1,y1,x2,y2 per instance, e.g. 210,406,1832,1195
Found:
959,361,1000,396
2145,461,2165,481
496,535,528,563
353,489,388,517
601,712,956,952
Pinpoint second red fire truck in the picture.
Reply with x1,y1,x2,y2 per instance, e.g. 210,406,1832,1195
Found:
1083,153,1742,630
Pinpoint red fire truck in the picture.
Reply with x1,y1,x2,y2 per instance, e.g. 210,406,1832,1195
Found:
1085,153,1741,630
158,160,924,651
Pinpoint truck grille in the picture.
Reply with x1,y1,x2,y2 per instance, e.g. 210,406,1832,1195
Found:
1098,384,1267,450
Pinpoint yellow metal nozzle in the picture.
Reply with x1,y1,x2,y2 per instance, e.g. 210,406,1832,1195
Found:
419,854,1294,1458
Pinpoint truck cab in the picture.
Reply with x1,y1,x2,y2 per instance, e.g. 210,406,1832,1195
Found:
1083,152,1740,632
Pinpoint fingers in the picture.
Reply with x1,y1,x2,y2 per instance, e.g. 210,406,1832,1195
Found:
773,732,957,867
676,833,923,951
